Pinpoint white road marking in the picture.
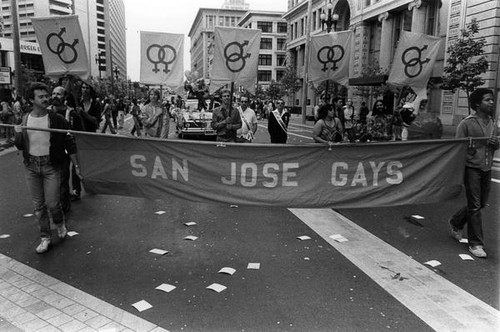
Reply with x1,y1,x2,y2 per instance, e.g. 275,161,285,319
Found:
492,178,500,184
289,208,499,332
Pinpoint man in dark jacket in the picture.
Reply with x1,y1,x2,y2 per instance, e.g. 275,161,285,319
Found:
14,82,81,254
267,99,290,143
210,88,242,142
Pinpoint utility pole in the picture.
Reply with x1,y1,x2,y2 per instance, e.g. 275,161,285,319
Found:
300,0,313,124
11,0,22,97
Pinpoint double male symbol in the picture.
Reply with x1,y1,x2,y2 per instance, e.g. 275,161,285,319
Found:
224,40,250,73
317,45,345,72
146,44,177,74
402,45,430,78
46,27,79,64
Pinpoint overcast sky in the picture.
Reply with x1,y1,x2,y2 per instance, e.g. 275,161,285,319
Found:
124,0,288,81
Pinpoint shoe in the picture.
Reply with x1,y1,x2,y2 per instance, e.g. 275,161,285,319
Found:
36,237,51,254
57,223,67,239
70,190,80,201
469,245,487,258
449,219,462,241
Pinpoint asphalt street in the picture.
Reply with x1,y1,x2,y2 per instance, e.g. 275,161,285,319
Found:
0,115,498,331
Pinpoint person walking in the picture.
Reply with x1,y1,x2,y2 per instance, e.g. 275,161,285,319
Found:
142,89,170,139
448,88,499,258
130,98,142,137
236,95,258,143
101,98,117,134
268,99,289,144
210,88,242,142
14,82,81,254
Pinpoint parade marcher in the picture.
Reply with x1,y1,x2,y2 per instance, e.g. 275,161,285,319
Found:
359,101,370,124
79,82,102,133
130,98,142,137
0,98,14,145
449,88,499,258
343,98,357,142
14,82,81,254
236,95,258,143
116,99,125,129
142,89,170,139
101,97,117,134
211,88,242,142
312,104,343,144
332,97,345,127
268,98,290,144
367,99,393,141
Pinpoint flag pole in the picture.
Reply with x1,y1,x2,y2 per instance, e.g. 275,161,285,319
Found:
300,0,313,124
230,81,235,115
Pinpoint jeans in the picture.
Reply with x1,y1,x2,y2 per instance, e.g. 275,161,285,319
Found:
24,155,65,238
450,167,491,247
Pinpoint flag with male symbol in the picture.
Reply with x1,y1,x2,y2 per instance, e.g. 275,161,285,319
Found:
210,27,261,94
309,31,353,86
388,31,442,90
31,15,89,79
140,31,184,88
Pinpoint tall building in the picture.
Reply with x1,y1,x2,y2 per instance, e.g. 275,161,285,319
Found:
284,0,500,125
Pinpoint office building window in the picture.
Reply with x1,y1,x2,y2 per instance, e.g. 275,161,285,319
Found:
257,21,272,33
258,70,272,82
290,24,294,39
259,54,272,66
276,54,286,66
260,38,272,50
207,15,215,29
277,38,286,50
277,22,287,33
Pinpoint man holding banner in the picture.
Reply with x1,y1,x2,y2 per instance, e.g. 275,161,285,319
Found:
210,88,241,142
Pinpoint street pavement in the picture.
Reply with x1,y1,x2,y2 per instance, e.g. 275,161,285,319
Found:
0,115,499,331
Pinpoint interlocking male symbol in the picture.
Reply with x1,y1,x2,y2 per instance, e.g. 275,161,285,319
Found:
46,27,79,64
224,41,251,73
402,45,430,78
146,44,176,74
317,45,345,72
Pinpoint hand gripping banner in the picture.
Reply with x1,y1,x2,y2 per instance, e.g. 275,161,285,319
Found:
140,31,184,88
210,27,261,94
31,15,89,80
388,31,442,90
309,31,353,87
76,134,465,209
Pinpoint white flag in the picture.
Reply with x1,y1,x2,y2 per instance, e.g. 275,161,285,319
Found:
31,15,89,79
210,27,261,94
309,31,353,86
388,31,442,90
140,31,184,88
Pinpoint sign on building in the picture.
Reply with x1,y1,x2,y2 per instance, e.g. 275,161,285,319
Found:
0,67,11,84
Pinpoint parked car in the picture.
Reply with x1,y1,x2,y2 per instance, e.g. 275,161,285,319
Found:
176,99,216,140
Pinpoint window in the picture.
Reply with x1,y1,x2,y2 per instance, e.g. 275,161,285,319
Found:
425,1,439,36
257,21,272,33
276,54,286,66
300,18,304,36
260,38,272,50
394,10,412,51
277,22,287,33
259,54,272,66
312,12,317,30
277,38,286,50
207,15,215,29
290,24,294,39
97,13,104,19
219,16,224,26
258,70,272,82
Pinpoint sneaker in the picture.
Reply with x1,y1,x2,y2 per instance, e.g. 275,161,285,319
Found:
449,219,462,241
57,223,67,239
36,237,51,254
469,245,487,258
70,190,80,201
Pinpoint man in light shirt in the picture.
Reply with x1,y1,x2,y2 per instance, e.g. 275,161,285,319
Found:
236,96,258,143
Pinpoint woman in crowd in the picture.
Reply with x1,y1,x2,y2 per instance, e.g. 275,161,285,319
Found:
142,89,170,139
367,99,393,141
101,97,117,134
312,104,344,144
343,98,358,142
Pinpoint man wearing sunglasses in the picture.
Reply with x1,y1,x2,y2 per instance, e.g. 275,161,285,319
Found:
268,99,290,144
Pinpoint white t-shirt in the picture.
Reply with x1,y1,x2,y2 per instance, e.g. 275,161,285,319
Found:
236,107,258,137
26,114,50,156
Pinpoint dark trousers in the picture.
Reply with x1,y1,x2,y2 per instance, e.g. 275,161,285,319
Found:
59,158,71,213
71,164,81,194
450,167,491,247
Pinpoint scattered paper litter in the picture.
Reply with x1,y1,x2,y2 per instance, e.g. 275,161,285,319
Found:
424,260,441,267
155,210,166,215
149,248,168,255
67,231,79,237
23,213,33,217
0,234,10,239
411,215,424,220
184,235,198,241
155,283,176,293
297,235,311,241
247,263,260,270
184,222,197,226
207,283,227,293
131,300,152,312
218,267,236,275
459,254,474,261
459,238,469,244
329,234,349,242
230,205,238,208
304,257,310,260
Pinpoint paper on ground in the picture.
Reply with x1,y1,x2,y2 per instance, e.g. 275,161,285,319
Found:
155,210,166,215
230,205,238,208
247,263,260,270
329,234,349,242
297,235,311,241
207,283,227,293
132,300,152,312
459,254,474,261
411,215,424,220
67,231,79,237
184,235,198,241
23,214,33,217
155,283,176,293
150,248,168,255
424,260,441,267
0,234,10,239
459,238,469,244
184,222,197,226
218,267,236,275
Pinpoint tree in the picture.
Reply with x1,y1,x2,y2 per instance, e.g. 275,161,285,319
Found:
278,65,301,97
267,80,283,101
352,64,390,100
441,19,489,114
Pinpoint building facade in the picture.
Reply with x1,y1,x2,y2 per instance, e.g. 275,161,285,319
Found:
284,0,500,125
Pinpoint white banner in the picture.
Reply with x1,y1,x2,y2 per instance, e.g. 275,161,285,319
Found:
31,15,89,80
140,31,184,88
309,31,353,86
388,31,442,90
210,27,261,94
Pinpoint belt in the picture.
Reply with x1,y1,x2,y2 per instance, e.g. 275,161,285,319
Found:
28,155,50,163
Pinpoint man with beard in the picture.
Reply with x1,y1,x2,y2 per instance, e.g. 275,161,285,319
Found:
448,88,499,258
50,86,84,213
210,88,242,142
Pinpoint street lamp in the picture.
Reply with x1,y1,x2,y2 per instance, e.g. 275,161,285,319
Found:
320,0,339,33
113,65,120,80
94,50,104,79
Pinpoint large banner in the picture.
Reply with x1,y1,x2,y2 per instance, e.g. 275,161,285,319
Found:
76,135,465,208
309,31,353,87
31,15,89,79
210,27,261,94
140,31,184,88
388,31,442,90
